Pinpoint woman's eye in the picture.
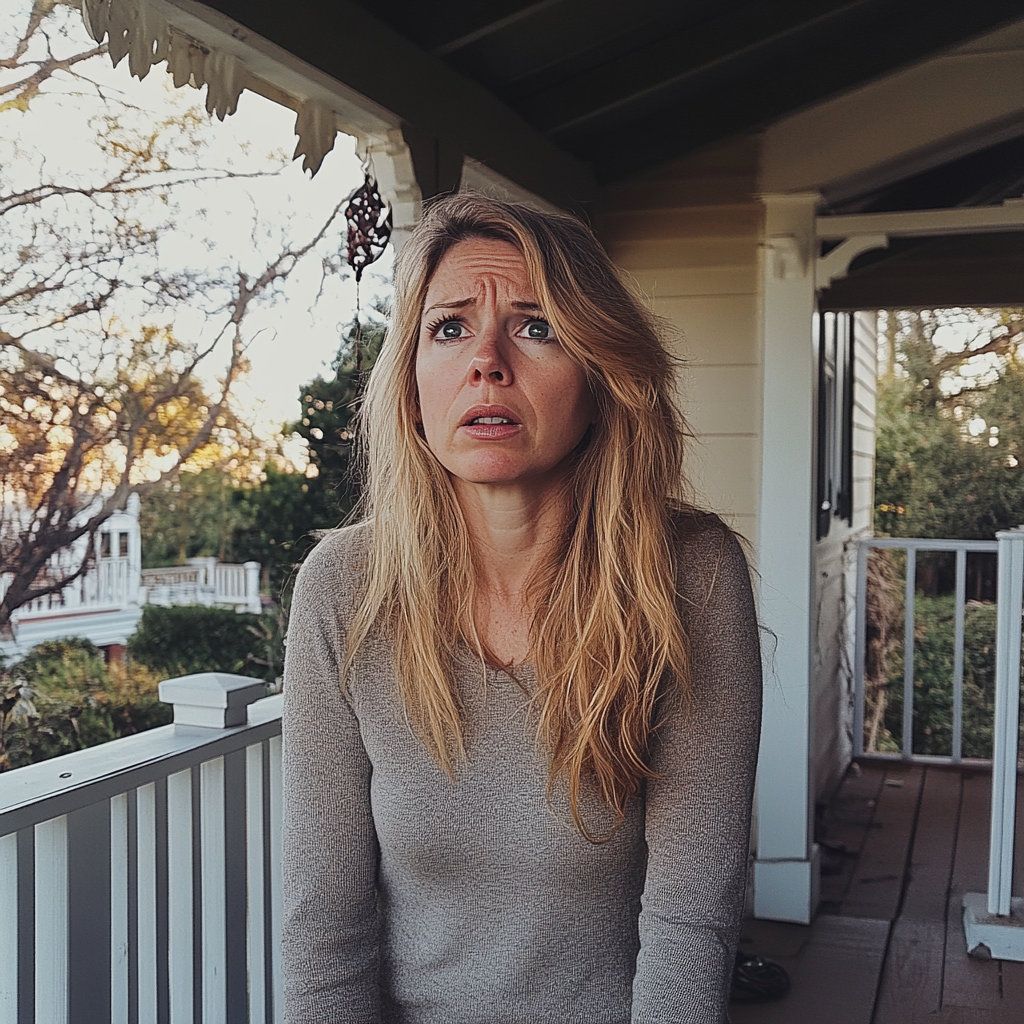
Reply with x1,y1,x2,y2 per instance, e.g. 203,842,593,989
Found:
436,320,465,340
523,319,555,341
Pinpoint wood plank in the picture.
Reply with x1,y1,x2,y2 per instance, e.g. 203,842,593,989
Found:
682,366,760,436
819,763,886,912
731,916,889,1024
901,770,963,921
928,1010,999,1023
841,764,924,920
999,775,1024,1010
597,203,764,242
1014,776,1024,907
873,768,962,1024
941,772,1004,1011
606,236,759,271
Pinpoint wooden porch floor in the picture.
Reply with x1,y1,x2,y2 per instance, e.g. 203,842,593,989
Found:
731,762,1024,1024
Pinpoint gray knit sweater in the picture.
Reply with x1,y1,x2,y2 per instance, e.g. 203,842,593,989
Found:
281,514,762,1024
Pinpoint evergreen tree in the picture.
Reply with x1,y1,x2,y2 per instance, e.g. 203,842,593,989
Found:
874,309,1024,539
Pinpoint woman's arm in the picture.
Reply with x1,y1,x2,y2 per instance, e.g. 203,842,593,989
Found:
282,537,382,1024
631,522,763,1023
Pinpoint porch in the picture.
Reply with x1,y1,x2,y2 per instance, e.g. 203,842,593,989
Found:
734,760,1024,1024
3,697,1020,1023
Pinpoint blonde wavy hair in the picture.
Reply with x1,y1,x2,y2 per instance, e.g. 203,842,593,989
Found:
348,193,691,839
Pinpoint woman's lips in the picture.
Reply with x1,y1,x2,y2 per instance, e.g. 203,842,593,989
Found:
458,406,522,438
459,420,523,440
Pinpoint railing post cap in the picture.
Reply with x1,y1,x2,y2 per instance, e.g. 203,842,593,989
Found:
158,672,267,728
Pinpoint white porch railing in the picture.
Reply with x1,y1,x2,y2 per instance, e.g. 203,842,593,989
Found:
141,559,261,614
853,533,1024,957
13,556,134,620
853,536,999,764
0,677,282,1024
95,555,132,607
962,527,1024,959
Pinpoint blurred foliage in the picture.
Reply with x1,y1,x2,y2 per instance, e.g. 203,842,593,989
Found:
0,0,350,627
140,468,256,567
1,601,286,769
139,318,385,602
0,637,170,770
127,605,281,685
875,308,1024,539
288,318,385,510
866,594,1020,760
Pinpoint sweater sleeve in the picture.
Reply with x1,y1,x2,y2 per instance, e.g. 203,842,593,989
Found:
281,537,382,1024
631,522,763,1023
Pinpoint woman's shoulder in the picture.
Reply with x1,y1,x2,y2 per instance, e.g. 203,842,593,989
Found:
292,520,372,600
668,506,740,558
667,506,752,613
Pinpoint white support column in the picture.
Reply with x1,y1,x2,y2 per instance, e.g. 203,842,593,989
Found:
244,561,262,615
753,192,821,925
126,494,143,606
963,526,1024,959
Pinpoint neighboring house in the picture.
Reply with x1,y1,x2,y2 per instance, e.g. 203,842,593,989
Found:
54,0,1024,930
0,493,261,662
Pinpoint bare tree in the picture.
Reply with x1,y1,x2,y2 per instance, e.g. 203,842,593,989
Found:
0,1,347,629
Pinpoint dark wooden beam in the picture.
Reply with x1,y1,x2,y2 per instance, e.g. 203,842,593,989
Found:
351,0,549,56
556,0,1024,181
819,233,1024,310
518,0,868,136
202,0,598,208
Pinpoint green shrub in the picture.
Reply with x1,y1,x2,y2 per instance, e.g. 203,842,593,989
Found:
1,638,172,769
878,596,1012,759
127,605,281,685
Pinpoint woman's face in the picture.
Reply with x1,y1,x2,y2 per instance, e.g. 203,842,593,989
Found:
415,238,596,496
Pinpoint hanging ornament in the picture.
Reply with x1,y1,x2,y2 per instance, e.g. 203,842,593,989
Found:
343,171,391,374
344,172,392,283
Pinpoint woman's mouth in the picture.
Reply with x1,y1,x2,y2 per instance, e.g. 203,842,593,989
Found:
459,408,522,438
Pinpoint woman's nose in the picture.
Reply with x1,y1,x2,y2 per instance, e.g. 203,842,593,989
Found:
468,331,512,385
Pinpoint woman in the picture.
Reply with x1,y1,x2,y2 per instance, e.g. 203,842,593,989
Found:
282,194,762,1023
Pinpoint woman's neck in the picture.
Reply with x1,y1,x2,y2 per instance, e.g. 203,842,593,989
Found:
452,478,567,666
454,479,566,593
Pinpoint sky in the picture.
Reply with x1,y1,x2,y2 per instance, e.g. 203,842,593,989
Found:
1,0,393,463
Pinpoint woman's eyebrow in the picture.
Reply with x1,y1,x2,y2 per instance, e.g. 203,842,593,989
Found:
423,297,474,315
422,298,544,316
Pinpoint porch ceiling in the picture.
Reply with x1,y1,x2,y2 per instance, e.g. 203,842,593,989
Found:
819,136,1024,309
202,0,1024,189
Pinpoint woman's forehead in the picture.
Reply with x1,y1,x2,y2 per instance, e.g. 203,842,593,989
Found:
424,238,537,302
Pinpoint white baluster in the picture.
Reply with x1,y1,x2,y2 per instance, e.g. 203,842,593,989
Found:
35,816,69,1024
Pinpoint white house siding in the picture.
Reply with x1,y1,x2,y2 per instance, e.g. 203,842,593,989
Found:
811,311,878,804
594,139,764,547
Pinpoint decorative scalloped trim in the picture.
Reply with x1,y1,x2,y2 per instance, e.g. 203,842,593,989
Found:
80,0,338,174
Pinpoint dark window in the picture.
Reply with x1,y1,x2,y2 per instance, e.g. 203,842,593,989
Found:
100,532,111,558
119,532,129,558
816,311,855,540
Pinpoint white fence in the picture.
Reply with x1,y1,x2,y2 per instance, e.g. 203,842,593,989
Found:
853,532,1024,955
853,536,999,764
141,559,261,614
0,681,283,1024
